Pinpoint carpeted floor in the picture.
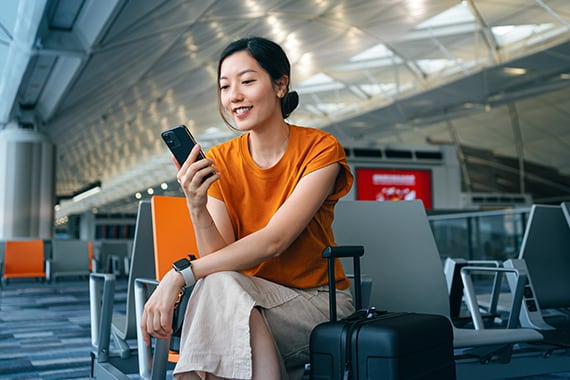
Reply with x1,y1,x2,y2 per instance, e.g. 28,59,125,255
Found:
1,278,570,380
0,278,127,380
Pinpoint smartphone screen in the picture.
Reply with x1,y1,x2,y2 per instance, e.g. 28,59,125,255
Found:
161,125,206,166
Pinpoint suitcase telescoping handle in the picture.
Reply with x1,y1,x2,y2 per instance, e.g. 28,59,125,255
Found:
322,245,364,321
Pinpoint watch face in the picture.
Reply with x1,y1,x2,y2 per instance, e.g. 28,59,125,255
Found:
174,258,191,271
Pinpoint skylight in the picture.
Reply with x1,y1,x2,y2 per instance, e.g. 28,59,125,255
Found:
492,24,556,46
351,43,394,62
416,59,457,75
297,72,345,94
416,1,474,29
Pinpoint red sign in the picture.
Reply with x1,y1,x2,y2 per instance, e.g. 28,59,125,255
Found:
356,168,433,209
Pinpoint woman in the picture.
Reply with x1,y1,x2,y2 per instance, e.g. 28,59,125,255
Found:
141,36,355,380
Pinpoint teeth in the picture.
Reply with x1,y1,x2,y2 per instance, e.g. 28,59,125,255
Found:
235,107,250,114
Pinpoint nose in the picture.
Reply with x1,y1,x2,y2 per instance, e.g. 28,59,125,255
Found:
229,84,243,102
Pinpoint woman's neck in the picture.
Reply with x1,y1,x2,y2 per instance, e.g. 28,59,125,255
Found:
248,122,290,169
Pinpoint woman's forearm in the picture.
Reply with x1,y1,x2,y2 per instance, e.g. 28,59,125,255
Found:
191,223,289,280
189,206,229,256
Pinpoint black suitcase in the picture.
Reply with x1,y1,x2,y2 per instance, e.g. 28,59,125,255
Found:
309,246,456,380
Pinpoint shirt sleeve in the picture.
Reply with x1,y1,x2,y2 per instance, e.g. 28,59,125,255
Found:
303,132,353,200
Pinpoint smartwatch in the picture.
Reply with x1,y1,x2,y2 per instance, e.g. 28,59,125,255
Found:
173,255,196,287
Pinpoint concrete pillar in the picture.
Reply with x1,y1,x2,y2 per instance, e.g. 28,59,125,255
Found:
0,123,55,239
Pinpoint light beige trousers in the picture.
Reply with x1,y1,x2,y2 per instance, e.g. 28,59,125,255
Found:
173,271,354,380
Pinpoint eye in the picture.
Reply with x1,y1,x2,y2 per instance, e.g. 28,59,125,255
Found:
220,84,229,91
242,79,255,85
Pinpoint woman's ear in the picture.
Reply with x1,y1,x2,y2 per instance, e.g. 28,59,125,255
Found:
276,76,289,98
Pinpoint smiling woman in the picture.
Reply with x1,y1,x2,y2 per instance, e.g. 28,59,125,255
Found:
141,36,355,380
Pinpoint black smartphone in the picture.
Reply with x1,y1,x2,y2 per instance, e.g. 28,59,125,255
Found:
161,124,206,166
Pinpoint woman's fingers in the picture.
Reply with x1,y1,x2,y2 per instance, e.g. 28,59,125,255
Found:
142,309,173,340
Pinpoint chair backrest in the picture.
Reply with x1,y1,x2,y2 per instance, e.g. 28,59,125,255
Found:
517,204,570,309
0,240,5,266
3,239,46,279
151,196,199,280
115,200,157,340
97,240,131,273
332,200,451,318
50,239,91,277
149,195,199,362
562,201,570,228
88,241,93,271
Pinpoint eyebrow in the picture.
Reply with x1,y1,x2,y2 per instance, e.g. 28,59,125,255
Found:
219,68,258,81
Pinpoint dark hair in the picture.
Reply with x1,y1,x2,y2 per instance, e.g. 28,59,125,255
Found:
217,37,299,126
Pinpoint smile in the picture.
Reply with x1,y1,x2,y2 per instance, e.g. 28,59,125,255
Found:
234,106,252,115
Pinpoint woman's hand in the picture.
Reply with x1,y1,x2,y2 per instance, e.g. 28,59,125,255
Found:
176,144,218,210
140,270,185,345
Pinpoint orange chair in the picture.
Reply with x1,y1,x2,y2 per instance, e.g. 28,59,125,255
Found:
151,195,200,279
88,241,94,271
135,195,199,379
2,240,46,282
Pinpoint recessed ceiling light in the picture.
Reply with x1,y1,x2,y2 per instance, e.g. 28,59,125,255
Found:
503,67,527,76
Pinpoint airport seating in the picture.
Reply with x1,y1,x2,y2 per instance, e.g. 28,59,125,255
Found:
134,195,372,380
331,200,570,379
503,204,570,345
94,240,132,276
47,239,91,281
89,241,94,271
562,201,570,227
0,240,4,280
90,200,156,379
134,195,200,380
444,258,508,326
2,239,46,283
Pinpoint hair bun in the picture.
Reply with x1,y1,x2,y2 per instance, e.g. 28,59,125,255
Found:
281,91,299,119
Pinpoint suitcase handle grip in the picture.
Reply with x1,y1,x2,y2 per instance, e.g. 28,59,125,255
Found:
323,245,364,321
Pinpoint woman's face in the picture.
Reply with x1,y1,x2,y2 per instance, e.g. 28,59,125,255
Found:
219,51,285,131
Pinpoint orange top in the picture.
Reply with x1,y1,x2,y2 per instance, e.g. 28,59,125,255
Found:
207,125,353,289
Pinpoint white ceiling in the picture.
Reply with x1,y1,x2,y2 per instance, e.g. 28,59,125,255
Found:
1,0,569,218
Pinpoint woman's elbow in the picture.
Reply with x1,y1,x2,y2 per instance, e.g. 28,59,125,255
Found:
257,222,299,259
263,234,291,259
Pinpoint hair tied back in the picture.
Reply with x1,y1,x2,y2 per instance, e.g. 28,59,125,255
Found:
282,91,299,119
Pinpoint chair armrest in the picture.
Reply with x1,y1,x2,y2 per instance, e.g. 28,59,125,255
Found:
134,278,170,380
89,273,116,362
444,258,504,317
460,266,526,330
45,259,52,282
346,273,373,309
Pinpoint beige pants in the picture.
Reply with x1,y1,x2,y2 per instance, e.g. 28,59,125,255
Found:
173,271,354,380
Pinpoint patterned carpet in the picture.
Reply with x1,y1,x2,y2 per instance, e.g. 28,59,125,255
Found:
1,278,570,379
0,278,126,380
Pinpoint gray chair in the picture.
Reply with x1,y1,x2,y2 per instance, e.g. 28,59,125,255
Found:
331,200,562,379
95,240,132,276
47,239,91,281
562,201,570,229
0,240,4,280
504,204,570,341
90,200,156,379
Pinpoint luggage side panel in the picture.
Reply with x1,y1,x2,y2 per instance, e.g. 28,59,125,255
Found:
309,321,351,380
353,313,456,380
